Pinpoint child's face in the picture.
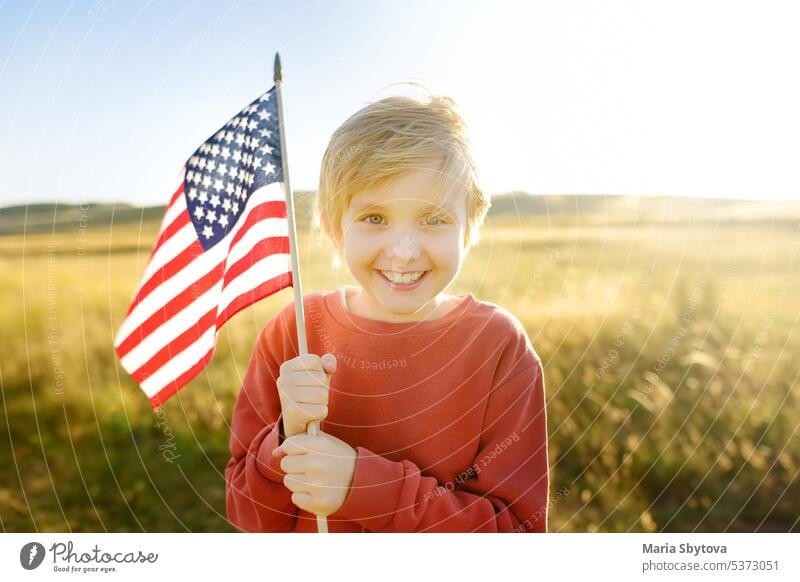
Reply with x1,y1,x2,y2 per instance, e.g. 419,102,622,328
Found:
340,167,468,322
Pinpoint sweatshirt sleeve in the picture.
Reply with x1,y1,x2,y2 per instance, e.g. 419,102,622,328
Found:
331,359,550,532
225,310,299,532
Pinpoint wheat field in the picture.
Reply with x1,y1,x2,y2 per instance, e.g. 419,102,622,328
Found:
1,195,798,532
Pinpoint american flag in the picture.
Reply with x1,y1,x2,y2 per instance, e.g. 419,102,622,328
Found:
115,86,292,409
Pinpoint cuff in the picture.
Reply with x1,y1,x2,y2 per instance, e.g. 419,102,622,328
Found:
332,446,405,531
255,421,287,483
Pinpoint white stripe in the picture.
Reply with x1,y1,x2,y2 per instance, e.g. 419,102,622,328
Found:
115,244,227,347
162,189,187,229
218,252,291,315
136,182,284,294
226,217,289,266
117,179,287,349
134,222,197,295
120,281,223,373
248,181,286,204
140,326,217,397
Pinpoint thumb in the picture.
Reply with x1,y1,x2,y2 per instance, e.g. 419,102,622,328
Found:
321,353,337,374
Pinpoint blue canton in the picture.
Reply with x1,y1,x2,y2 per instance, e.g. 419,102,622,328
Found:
184,87,283,250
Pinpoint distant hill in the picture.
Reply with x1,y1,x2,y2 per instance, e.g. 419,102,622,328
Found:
1,192,798,236
488,192,800,226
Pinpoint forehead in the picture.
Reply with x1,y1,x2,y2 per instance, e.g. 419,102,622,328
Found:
348,168,467,214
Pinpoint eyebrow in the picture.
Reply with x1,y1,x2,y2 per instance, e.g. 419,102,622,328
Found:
351,200,456,214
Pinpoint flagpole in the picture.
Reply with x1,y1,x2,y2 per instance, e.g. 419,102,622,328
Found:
273,52,329,534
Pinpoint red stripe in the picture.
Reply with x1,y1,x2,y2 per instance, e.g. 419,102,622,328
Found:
217,271,293,328
131,183,185,284
148,347,215,411
130,308,217,383
150,207,191,259
169,182,184,207
115,260,225,358
223,236,290,287
126,241,204,316
229,200,286,248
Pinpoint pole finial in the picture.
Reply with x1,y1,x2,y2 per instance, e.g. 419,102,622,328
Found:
273,53,282,83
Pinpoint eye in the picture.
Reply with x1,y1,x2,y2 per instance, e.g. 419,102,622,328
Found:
422,214,446,226
362,214,386,225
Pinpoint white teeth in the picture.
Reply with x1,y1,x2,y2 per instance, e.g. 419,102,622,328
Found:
380,270,425,284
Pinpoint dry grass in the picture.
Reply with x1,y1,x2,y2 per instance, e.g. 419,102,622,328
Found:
1,202,798,532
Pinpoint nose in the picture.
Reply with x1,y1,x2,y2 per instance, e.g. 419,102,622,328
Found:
387,233,420,265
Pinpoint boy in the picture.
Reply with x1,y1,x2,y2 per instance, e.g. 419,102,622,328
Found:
225,92,549,532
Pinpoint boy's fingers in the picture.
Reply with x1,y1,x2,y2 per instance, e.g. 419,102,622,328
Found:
279,453,307,474
291,492,313,509
282,403,328,423
283,475,312,494
322,353,337,373
287,386,329,405
276,433,315,456
281,370,328,388
281,354,325,374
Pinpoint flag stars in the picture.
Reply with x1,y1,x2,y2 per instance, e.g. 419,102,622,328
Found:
184,88,279,249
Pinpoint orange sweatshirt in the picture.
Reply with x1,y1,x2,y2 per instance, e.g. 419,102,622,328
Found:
225,288,549,532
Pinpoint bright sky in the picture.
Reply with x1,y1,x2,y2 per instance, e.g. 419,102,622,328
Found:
1,0,799,205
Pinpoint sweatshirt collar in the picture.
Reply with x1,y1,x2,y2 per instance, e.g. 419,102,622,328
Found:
323,286,478,335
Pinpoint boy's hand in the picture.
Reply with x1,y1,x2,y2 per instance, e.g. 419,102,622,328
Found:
272,432,356,517
276,353,337,439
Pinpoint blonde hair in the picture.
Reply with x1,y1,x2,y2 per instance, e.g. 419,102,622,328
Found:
314,90,490,256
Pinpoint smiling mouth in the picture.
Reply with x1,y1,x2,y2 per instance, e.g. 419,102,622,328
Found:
375,269,430,286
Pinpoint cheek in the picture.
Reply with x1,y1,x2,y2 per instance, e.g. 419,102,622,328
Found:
342,226,376,267
429,232,464,266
